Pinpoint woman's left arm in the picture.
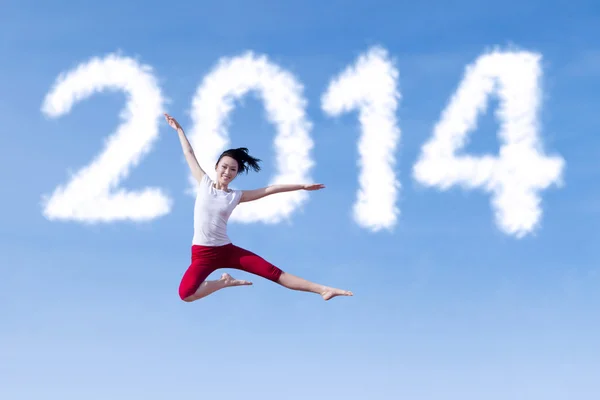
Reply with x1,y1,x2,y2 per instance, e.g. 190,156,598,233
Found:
240,183,325,203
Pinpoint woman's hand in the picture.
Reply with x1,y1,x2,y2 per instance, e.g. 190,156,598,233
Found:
303,183,325,191
164,113,182,131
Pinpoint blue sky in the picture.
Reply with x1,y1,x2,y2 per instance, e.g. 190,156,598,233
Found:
1,0,599,399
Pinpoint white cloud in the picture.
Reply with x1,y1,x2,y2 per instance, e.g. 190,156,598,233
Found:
40,53,171,223
321,46,401,232
188,51,315,224
412,49,565,237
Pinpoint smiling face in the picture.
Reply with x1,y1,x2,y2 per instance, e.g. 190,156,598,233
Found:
215,155,239,186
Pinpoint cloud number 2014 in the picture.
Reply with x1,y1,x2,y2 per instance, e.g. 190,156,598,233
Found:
40,46,565,238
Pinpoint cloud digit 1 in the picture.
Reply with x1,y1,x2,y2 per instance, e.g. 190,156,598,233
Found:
321,46,402,232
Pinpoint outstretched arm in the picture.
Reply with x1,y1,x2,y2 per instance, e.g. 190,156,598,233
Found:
240,183,325,203
164,113,206,184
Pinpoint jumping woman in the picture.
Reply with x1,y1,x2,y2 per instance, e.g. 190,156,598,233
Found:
165,113,353,302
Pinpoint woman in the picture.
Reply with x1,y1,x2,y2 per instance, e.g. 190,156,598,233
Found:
165,113,353,302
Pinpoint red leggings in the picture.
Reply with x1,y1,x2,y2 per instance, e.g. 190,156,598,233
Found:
179,243,283,300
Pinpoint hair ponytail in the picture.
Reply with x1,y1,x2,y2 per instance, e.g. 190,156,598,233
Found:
217,147,262,174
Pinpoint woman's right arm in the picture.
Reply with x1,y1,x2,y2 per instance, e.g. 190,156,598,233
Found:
165,113,206,184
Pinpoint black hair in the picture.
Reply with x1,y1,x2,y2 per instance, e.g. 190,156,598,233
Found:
216,147,261,174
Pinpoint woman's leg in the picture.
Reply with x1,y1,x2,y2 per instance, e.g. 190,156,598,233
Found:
179,245,252,302
277,271,353,300
228,245,353,301
181,272,252,302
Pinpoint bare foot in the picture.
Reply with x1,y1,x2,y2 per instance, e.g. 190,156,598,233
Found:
320,287,353,301
221,273,252,287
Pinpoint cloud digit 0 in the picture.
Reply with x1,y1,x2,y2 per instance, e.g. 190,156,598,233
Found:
188,51,315,224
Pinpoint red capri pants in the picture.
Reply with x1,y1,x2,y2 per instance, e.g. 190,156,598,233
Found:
179,243,283,300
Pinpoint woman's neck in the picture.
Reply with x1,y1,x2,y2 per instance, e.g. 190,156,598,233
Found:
213,182,229,192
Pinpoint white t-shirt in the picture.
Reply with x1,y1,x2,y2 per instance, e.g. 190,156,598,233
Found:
192,174,243,246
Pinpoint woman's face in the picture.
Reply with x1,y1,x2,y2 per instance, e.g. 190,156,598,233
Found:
215,156,239,185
